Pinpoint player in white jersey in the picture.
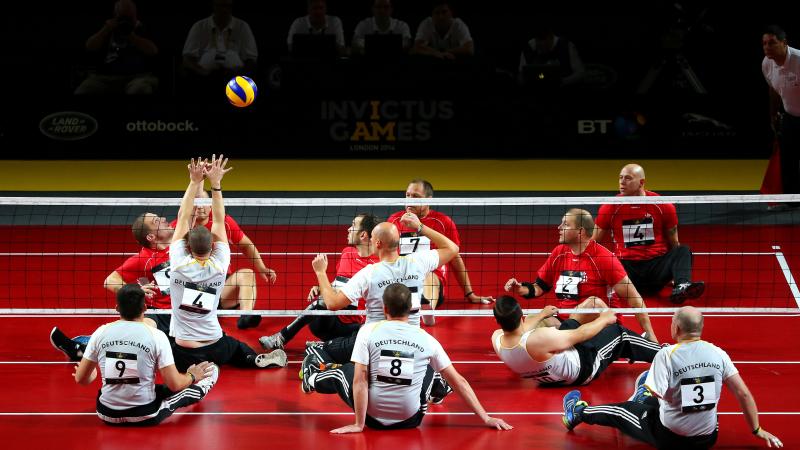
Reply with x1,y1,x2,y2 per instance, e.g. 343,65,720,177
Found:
300,283,512,432
72,284,219,425
169,155,287,371
307,215,459,364
562,306,783,449
492,296,660,386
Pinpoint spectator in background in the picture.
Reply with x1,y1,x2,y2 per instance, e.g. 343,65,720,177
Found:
351,0,412,55
182,0,258,82
287,0,346,56
74,0,158,95
518,18,585,88
413,0,473,59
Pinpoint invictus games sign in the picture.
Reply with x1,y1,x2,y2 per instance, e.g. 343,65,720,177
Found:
321,100,454,152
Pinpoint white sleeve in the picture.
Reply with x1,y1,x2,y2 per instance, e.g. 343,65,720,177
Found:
352,19,367,47
169,240,188,266
415,18,431,42
212,242,231,272
240,22,258,60
83,327,102,362
340,266,370,303
645,347,671,398
287,18,302,45
718,346,739,380
422,249,440,273
454,19,472,46
351,324,373,365
331,16,345,47
182,21,202,57
428,335,452,372
154,330,175,369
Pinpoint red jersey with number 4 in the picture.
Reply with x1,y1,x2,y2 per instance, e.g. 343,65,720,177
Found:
536,240,628,309
595,191,678,261
334,246,379,324
170,214,245,275
114,247,172,309
387,209,461,287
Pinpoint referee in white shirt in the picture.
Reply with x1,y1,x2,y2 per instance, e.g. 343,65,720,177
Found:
73,284,219,425
300,283,512,433
561,306,782,449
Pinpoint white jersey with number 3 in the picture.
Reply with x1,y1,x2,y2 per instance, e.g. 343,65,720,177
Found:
169,240,230,341
645,341,738,437
84,321,174,410
351,320,451,425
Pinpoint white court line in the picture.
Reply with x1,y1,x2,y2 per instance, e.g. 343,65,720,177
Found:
0,411,796,417
773,245,800,309
2,360,798,365
0,251,779,257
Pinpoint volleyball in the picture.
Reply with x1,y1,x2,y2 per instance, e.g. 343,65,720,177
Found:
225,76,258,107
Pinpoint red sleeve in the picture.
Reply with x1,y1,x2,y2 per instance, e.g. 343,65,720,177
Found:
114,254,144,283
536,247,559,286
604,254,628,286
662,203,678,231
442,215,461,246
595,204,612,230
224,215,245,244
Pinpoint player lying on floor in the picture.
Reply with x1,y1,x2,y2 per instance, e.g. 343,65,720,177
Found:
492,295,661,386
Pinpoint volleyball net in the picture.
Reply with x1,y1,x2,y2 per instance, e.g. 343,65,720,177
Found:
0,194,798,316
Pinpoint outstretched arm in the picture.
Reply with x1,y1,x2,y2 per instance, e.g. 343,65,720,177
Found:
725,373,783,448
527,309,617,355
238,234,277,283
204,154,232,244
450,254,494,304
173,158,206,243
439,365,512,430
613,276,657,342
330,362,368,434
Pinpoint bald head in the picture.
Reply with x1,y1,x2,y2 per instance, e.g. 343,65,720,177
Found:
619,164,646,196
372,222,399,250
673,306,703,338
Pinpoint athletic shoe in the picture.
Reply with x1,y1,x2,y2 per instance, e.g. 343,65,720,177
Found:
630,370,652,403
49,327,83,361
254,349,288,368
73,335,91,345
300,353,322,393
195,364,220,395
669,281,705,304
428,372,453,404
259,332,285,351
562,390,588,430
237,314,262,329
305,340,324,349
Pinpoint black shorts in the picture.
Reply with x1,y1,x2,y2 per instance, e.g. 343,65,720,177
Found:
171,334,256,372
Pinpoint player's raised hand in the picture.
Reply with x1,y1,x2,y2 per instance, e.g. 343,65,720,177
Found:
204,154,233,185
188,157,205,183
399,212,421,231
312,254,328,273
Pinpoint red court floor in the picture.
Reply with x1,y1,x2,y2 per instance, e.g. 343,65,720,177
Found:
0,224,798,448
0,315,797,449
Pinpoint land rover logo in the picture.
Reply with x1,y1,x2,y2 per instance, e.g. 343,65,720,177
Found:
39,111,98,141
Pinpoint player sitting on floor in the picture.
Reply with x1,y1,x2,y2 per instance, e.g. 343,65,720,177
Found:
168,155,286,371
301,283,513,433
72,283,219,426
259,213,379,350
492,295,661,386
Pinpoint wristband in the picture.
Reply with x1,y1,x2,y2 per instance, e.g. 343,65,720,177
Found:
752,426,761,435
464,291,474,298
521,282,537,299
416,223,423,234
188,371,196,384
211,187,222,191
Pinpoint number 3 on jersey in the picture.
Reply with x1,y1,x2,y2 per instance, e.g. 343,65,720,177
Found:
679,376,717,412
376,349,414,385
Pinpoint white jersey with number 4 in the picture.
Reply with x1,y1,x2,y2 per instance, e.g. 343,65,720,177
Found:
340,250,440,327
351,320,451,425
169,240,230,341
84,321,175,409
645,340,738,437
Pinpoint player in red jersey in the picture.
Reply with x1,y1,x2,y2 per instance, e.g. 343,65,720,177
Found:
387,179,493,325
593,164,704,304
174,189,277,329
504,209,658,342
259,213,380,350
